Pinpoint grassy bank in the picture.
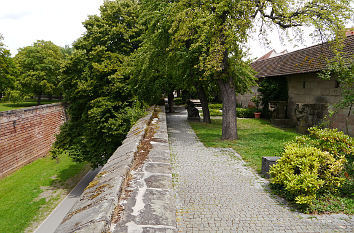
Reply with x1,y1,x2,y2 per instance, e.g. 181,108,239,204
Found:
189,118,298,172
0,99,60,112
0,155,89,233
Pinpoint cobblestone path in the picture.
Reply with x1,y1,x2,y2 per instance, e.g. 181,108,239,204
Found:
167,110,353,232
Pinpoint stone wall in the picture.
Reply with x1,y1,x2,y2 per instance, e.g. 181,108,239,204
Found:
236,86,259,108
0,103,66,178
55,106,174,233
287,73,353,135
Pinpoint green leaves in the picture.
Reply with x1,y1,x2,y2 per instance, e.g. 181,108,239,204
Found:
53,0,146,167
0,34,17,95
270,143,346,206
14,40,64,101
270,127,353,208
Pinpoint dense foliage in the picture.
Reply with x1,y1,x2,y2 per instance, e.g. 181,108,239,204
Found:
0,35,17,98
258,77,288,118
168,0,351,139
52,0,146,167
270,143,346,206
270,127,353,210
319,56,353,134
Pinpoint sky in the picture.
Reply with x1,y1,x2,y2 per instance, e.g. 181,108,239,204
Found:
0,0,104,55
0,0,352,59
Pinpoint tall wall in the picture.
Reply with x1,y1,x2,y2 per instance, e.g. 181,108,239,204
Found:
287,73,353,135
0,103,66,178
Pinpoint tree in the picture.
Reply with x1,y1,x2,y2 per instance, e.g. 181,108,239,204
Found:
14,40,64,104
319,55,354,134
170,0,352,140
53,0,145,167
130,0,213,122
0,34,17,98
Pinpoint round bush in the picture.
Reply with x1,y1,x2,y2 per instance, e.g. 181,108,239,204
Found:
270,143,346,206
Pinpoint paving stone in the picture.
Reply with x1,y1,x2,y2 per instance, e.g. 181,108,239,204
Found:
145,163,171,174
168,108,353,233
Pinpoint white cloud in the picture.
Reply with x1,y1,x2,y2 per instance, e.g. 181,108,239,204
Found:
0,0,104,56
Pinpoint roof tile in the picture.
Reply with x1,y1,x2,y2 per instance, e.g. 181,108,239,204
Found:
251,35,354,78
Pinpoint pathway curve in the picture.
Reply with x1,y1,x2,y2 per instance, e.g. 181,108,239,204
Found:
167,109,353,232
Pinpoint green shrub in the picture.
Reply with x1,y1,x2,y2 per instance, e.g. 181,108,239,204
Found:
306,127,353,160
296,127,353,177
209,109,223,116
206,106,256,118
208,103,222,110
174,97,185,105
270,143,346,206
237,108,256,118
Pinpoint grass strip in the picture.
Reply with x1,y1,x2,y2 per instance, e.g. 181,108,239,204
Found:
0,99,60,112
189,118,298,172
0,155,88,233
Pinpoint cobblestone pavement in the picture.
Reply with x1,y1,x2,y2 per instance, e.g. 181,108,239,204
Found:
167,109,353,232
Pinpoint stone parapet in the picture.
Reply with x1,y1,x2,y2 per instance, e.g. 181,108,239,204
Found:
55,106,173,233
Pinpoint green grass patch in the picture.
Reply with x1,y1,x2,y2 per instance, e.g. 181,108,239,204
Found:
0,155,89,233
189,118,298,172
0,99,60,112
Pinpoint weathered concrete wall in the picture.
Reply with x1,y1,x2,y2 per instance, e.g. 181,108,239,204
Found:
287,73,353,135
55,106,175,233
236,86,259,108
0,103,66,178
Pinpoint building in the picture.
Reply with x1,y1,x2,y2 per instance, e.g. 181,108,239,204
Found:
249,34,353,135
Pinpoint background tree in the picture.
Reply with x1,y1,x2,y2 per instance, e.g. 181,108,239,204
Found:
170,0,352,140
0,34,17,99
53,0,145,167
319,55,354,134
14,40,64,104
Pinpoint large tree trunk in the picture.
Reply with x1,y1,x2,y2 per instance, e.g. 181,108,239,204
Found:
217,76,238,140
197,84,211,124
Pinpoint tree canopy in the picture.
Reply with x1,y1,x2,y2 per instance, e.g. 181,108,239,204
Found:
14,40,64,104
52,0,146,167
0,34,17,97
168,0,352,139
53,0,352,165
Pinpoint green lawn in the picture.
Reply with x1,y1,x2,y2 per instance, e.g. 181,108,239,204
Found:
189,118,299,172
0,100,60,112
0,155,89,233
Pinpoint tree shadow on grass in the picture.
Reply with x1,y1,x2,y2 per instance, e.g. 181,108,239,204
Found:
49,163,90,191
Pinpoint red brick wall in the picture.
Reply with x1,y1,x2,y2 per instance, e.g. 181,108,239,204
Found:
0,103,66,178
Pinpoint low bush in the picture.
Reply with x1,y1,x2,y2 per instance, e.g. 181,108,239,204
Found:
209,109,223,116
305,127,353,160
208,103,222,110
270,127,353,211
174,97,185,105
270,143,346,207
295,127,353,177
237,108,256,118
206,105,256,118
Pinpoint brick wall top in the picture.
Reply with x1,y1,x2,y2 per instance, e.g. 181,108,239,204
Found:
0,103,65,124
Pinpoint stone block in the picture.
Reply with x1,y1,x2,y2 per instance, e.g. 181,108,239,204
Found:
261,157,280,178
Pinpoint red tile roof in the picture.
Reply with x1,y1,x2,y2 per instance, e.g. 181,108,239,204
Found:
256,49,288,61
251,35,354,78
